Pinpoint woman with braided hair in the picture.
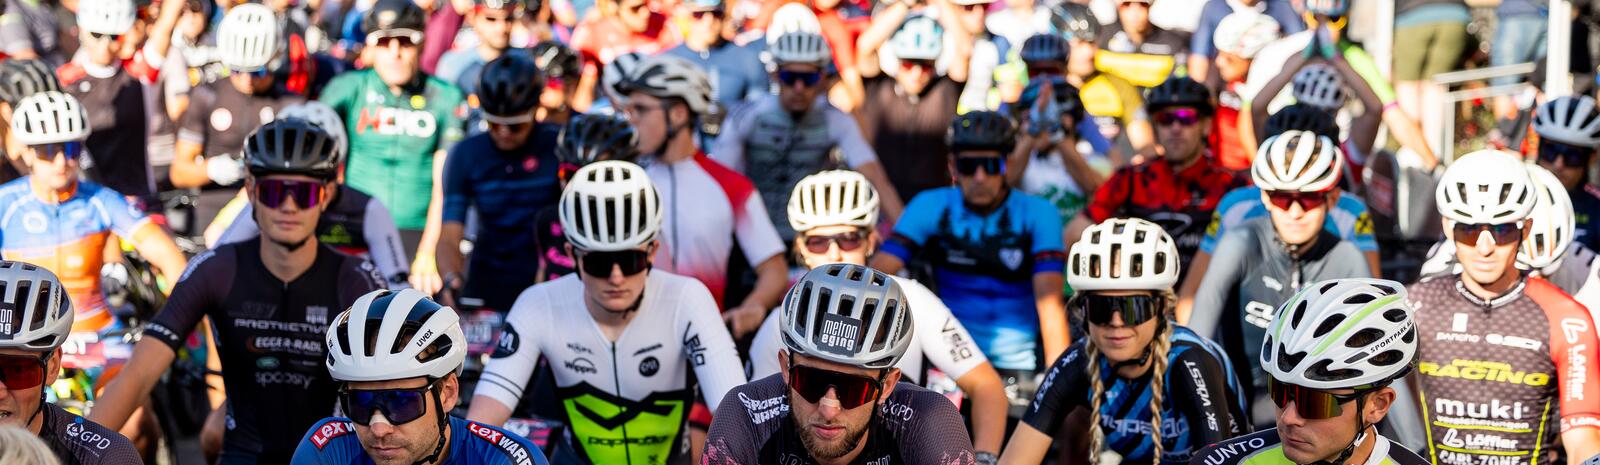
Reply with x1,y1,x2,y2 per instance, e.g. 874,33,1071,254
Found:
1000,218,1249,465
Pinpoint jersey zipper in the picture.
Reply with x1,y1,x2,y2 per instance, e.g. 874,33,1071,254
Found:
608,340,633,464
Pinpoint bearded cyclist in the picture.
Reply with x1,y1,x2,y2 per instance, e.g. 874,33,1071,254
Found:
704,263,979,465
1191,278,1428,465
468,161,746,465
1001,218,1247,465
92,119,387,464
0,262,141,464
293,288,548,465
746,170,1009,459
1186,131,1371,428
1409,149,1600,465
710,30,905,240
533,113,641,282
1530,95,1600,252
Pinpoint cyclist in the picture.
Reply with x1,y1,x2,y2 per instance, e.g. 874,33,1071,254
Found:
871,111,1069,378
91,119,387,464
1530,95,1600,252
619,55,788,337
855,14,971,200
214,102,412,289
171,3,308,235
1185,131,1372,428
1052,2,1155,158
530,41,581,125
703,263,979,465
1191,278,1428,465
435,0,522,97
0,0,64,64
468,161,746,465
1409,149,1600,465
711,30,905,240
1208,11,1281,171
321,0,468,294
0,262,142,464
662,0,768,108
0,58,62,181
747,170,1009,459
1094,0,1188,86
292,288,548,464
1008,47,1108,228
533,113,640,283
1070,76,1249,278
1187,0,1304,84
436,52,561,312
1248,64,1382,173
1002,217,1246,465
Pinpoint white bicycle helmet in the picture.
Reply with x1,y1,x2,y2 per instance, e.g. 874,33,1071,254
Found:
1292,64,1346,110
326,289,467,382
602,52,645,105
1253,130,1344,193
768,30,831,68
1533,95,1600,147
0,261,73,352
559,161,663,252
276,102,348,161
780,263,913,370
10,91,89,145
1212,11,1280,59
77,0,136,35
1519,164,1576,270
1435,149,1536,226
1067,218,1180,291
788,170,879,232
621,54,714,115
766,3,822,45
891,16,943,62
1262,279,1416,390
217,3,281,72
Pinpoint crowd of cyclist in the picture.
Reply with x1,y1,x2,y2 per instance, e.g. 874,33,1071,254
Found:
4,0,1600,464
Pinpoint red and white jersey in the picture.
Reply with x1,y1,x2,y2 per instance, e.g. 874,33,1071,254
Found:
643,153,785,310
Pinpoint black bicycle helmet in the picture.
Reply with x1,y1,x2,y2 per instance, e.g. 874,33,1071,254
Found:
1053,80,1086,123
245,118,343,180
1264,103,1339,140
1145,76,1214,115
1020,33,1068,65
531,41,580,79
363,0,427,37
948,111,1017,154
478,53,544,118
557,113,641,166
1048,2,1099,43
0,59,63,104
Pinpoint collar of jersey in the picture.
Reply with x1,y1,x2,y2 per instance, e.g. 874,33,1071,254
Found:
1452,276,1527,309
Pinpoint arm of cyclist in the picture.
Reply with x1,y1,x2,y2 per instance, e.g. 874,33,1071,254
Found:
1186,228,1251,339
854,1,913,79
1325,59,1384,162
725,254,787,339
1037,271,1069,366
1380,110,1437,169
909,281,1006,454
1547,293,1600,463
999,345,1089,465
1175,250,1211,325
1247,60,1308,144
1057,135,1105,195
956,363,1008,454
172,83,218,189
361,197,411,289
141,0,186,67
435,147,472,300
412,150,452,295
682,281,749,410
468,288,545,426
1168,346,1239,446
872,190,942,275
933,0,971,84
101,187,189,287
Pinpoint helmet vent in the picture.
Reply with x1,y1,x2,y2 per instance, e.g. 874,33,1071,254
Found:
1088,254,1103,279
1368,350,1404,367
1129,253,1144,278
1109,244,1122,278
1153,250,1168,275
796,283,815,330
1290,300,1308,329
1277,347,1305,372
1312,314,1345,337
1308,360,1359,382
1261,335,1274,362
30,280,52,331
1383,309,1407,323
335,321,354,356
1343,293,1374,305
1402,326,1416,344
1345,328,1383,348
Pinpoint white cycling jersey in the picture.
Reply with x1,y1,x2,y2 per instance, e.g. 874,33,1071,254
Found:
475,270,746,465
748,275,988,384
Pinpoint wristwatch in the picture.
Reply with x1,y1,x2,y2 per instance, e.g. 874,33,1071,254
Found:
975,451,998,465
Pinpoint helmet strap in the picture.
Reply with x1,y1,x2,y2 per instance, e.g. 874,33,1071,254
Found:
410,381,449,465
26,353,49,432
1310,396,1370,465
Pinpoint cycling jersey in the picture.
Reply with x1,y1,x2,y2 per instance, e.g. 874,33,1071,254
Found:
702,375,978,465
1214,82,1250,171
531,205,574,283
747,275,988,384
215,185,411,288
642,153,785,309
1188,217,1371,419
1570,185,1600,253
144,238,386,462
1080,72,1148,131
1088,157,1249,280
856,75,963,200
292,415,548,465
1018,146,1108,228
710,94,879,240
38,402,142,465
0,178,166,332
1202,186,1379,254
882,187,1066,372
1406,276,1600,465
1191,428,1429,465
441,126,562,311
320,69,467,230
1025,326,1248,465
0,0,64,64
1095,25,1188,88
179,80,306,163
59,60,158,200
476,271,746,465
663,41,770,107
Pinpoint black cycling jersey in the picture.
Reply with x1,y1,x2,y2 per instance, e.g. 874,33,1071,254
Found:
144,237,385,462
703,375,977,465
1572,184,1600,253
219,185,412,288
179,79,307,166
60,64,154,199
38,403,142,465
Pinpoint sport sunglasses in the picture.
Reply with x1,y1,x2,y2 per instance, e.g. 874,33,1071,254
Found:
954,157,1004,176
0,354,48,391
801,231,867,254
1268,377,1366,420
1538,139,1596,167
787,362,884,410
1264,191,1330,211
1077,293,1162,327
1451,222,1522,246
341,383,435,426
576,249,652,278
254,178,326,210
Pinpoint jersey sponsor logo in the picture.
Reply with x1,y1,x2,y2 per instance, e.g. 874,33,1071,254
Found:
491,325,520,358
246,336,325,356
817,313,863,355
1184,360,1218,432
22,211,47,233
306,306,328,326
1440,428,1523,451
942,319,976,362
1434,398,1530,421
256,370,319,388
999,248,1024,270
684,332,707,366
259,106,276,125
1437,449,1531,465
1261,276,1283,292
309,421,355,449
256,357,280,369
1244,302,1275,329
1199,436,1269,465
1435,316,1543,351
356,107,438,138
1562,318,1590,344
639,356,660,377
566,342,592,355
1102,414,1184,439
65,421,113,450
739,392,788,424
1419,360,1551,386
210,108,233,132
564,357,597,375
1568,344,1589,401
633,343,662,356
879,397,915,422
468,422,537,465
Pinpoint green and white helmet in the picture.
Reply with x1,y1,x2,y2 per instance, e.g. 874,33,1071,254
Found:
1262,279,1417,390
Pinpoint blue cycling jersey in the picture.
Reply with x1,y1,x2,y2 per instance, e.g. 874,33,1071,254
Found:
1571,185,1600,253
883,187,1066,372
663,41,770,107
441,125,563,310
292,416,548,465
1200,186,1377,255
